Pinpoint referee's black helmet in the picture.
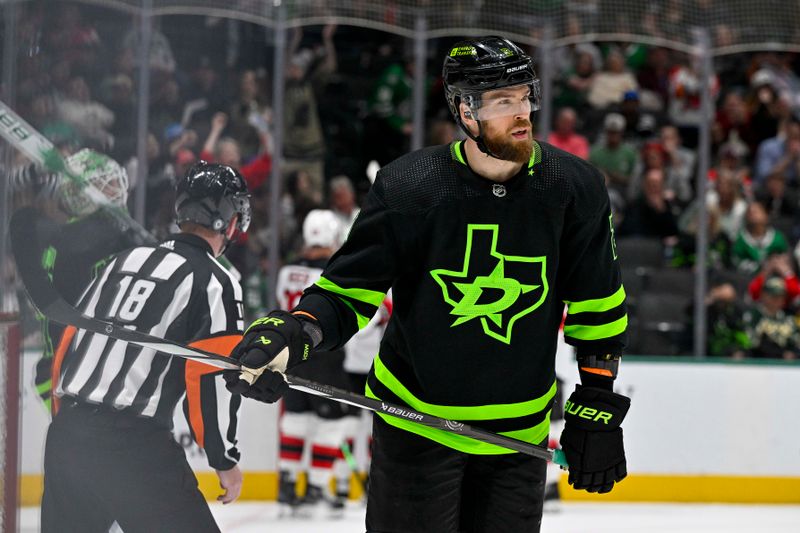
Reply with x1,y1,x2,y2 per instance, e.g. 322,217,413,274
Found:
175,161,252,234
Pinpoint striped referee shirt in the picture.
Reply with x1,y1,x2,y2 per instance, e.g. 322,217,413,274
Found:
52,233,243,470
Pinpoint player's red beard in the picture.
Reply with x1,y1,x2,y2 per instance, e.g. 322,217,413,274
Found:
483,118,533,163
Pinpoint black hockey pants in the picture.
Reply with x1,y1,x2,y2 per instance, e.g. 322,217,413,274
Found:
365,415,547,533
41,400,219,533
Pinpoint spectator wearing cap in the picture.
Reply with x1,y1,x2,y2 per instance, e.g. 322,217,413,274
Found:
748,252,800,309
589,113,637,193
732,201,789,275
743,276,800,359
754,115,800,186
587,49,638,110
617,90,661,143
547,107,589,159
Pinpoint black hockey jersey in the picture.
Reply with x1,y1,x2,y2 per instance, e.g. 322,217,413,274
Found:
295,140,626,454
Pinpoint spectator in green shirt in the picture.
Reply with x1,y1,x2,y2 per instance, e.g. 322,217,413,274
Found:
589,113,638,194
732,201,789,275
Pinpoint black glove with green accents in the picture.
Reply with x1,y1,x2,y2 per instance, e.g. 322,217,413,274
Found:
224,311,314,403
559,385,630,494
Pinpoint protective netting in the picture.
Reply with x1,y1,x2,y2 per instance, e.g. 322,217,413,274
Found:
51,0,800,53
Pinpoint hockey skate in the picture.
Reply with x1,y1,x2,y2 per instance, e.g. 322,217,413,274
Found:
291,483,346,519
276,471,303,518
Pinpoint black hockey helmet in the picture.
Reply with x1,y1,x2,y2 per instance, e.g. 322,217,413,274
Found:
175,161,252,235
443,36,540,155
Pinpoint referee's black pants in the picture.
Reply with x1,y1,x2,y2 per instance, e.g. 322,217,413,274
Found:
365,415,548,533
41,400,219,533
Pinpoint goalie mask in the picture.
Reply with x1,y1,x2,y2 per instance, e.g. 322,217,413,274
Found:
59,149,129,217
175,161,252,239
443,36,540,157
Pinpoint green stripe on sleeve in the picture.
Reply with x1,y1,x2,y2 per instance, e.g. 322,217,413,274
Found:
315,276,386,308
339,298,370,330
564,314,628,341
565,285,626,315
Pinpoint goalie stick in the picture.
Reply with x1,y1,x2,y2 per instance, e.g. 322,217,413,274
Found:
9,217,566,466
0,98,156,245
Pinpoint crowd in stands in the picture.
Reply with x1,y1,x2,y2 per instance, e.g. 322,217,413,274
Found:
5,2,800,358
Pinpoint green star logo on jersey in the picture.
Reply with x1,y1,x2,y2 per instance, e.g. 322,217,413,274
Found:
430,224,548,344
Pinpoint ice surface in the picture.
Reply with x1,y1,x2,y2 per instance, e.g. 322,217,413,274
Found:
19,501,800,532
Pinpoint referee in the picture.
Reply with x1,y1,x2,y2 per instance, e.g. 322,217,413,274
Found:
40,162,252,533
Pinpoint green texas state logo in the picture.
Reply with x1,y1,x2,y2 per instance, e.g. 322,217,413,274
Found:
430,224,548,344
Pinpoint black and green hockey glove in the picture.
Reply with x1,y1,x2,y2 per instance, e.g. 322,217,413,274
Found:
224,311,314,403
559,385,630,494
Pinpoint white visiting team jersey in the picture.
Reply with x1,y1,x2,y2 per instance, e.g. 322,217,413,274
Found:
276,263,324,312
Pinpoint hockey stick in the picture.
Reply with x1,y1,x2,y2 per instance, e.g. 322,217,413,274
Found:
0,99,156,245
339,439,368,499
9,219,566,465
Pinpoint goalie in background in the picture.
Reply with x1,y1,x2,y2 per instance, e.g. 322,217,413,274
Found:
8,149,146,413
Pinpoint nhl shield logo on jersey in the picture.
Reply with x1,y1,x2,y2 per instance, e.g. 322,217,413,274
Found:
430,224,548,344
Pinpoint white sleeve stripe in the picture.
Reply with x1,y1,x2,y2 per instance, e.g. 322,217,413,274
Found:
81,258,116,319
85,338,127,403
150,252,186,280
214,375,237,463
120,247,155,274
62,334,110,393
206,273,226,334
208,252,243,302
140,358,174,417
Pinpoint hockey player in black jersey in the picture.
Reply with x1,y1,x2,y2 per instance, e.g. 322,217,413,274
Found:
9,150,147,412
36,161,251,533
228,36,630,532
